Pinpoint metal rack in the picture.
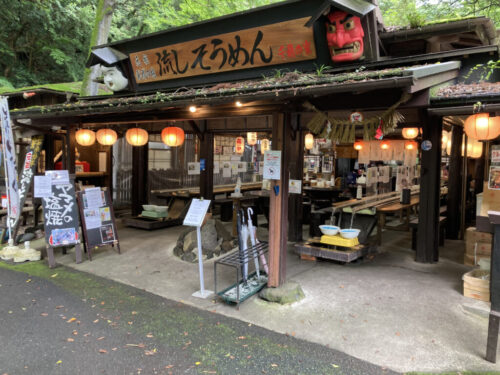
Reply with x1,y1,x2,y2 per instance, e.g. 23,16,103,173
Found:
214,241,268,306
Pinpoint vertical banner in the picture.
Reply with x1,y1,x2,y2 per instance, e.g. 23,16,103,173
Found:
9,135,44,230
0,97,19,226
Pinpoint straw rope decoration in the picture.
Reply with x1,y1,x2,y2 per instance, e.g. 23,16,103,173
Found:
304,92,411,143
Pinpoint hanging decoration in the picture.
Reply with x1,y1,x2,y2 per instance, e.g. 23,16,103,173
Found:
353,141,363,151
464,113,500,140
304,92,411,143
76,129,96,146
402,127,419,139
96,129,117,146
235,136,245,154
161,126,185,147
305,133,314,150
260,138,270,154
247,132,257,146
126,128,149,146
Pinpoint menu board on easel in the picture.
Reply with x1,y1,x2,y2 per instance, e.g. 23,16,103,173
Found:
77,187,120,257
41,179,83,268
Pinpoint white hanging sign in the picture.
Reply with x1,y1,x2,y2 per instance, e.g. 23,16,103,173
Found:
263,150,281,180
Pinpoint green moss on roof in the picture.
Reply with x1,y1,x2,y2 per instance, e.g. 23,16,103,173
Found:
0,82,112,96
423,15,479,26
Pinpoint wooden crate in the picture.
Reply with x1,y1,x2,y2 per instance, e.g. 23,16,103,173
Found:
463,269,490,302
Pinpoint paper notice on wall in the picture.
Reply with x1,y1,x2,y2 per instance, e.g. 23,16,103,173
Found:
188,162,200,175
84,208,101,229
34,175,52,198
231,162,239,175
237,162,247,172
289,179,302,194
222,162,231,178
46,170,70,185
263,150,281,180
84,187,103,209
213,161,220,174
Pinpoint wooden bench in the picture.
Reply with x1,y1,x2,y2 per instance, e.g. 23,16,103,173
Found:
409,216,447,250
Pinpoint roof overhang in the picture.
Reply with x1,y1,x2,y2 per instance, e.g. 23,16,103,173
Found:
86,47,129,67
306,0,376,26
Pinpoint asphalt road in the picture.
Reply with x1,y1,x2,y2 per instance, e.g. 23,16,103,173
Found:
0,262,399,375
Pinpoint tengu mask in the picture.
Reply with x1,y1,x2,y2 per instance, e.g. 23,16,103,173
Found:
326,11,364,63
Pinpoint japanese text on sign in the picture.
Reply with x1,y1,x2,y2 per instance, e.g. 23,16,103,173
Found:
130,17,316,84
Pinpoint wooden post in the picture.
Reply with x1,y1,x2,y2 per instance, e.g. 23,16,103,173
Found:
287,113,304,241
66,127,76,174
416,113,441,263
446,126,463,239
131,144,148,217
268,113,289,287
486,213,500,362
199,125,214,201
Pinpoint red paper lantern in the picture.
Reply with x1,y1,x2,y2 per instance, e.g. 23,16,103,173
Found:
161,127,185,147
235,136,245,154
405,141,417,150
353,141,363,150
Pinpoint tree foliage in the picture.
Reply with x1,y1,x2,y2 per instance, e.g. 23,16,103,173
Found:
380,0,500,28
0,0,498,90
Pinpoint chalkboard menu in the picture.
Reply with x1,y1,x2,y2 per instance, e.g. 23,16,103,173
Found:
41,183,80,247
77,188,120,256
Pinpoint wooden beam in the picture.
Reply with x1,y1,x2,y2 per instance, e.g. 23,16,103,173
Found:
268,112,289,287
416,112,441,263
131,144,149,216
446,125,463,239
288,113,304,241
199,124,214,201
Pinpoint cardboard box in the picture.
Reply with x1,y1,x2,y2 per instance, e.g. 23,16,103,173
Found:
464,253,491,267
463,269,490,302
465,241,492,256
465,227,493,244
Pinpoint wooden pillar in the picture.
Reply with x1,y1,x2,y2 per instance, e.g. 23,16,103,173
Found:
66,127,76,174
287,113,304,241
268,113,289,287
446,126,463,239
416,113,441,263
44,134,55,171
486,213,500,362
199,126,214,201
131,144,148,217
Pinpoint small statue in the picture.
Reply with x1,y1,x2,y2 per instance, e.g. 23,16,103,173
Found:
100,65,129,92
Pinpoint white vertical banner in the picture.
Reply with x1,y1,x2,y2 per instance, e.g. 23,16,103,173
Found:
0,97,20,229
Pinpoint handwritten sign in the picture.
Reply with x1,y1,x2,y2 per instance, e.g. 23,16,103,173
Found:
183,199,211,227
9,135,43,231
42,184,80,247
130,17,316,84
263,150,281,180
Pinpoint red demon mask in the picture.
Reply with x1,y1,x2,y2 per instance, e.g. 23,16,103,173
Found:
326,11,364,63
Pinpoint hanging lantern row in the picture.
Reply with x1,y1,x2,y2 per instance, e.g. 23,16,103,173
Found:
235,136,245,154
464,113,500,141
401,127,419,139
305,133,314,150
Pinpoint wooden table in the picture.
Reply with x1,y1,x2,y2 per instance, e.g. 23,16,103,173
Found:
152,182,263,198
376,196,420,245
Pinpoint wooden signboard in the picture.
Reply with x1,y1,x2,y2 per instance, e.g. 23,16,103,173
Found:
77,188,120,260
130,17,316,84
41,182,82,268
